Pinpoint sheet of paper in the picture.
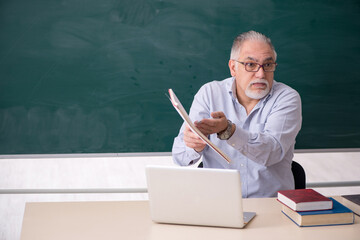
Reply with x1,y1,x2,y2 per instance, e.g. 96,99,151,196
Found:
168,89,231,164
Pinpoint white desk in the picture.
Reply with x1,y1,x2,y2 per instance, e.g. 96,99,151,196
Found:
20,197,359,240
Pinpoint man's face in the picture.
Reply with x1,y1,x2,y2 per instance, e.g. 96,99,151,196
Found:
229,40,276,102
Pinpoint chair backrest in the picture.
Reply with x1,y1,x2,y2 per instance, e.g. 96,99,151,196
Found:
198,161,306,189
292,161,306,189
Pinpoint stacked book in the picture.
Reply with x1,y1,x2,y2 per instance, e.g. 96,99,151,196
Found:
277,189,354,227
341,194,360,216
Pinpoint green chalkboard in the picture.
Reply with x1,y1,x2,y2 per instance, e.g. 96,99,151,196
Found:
0,0,359,154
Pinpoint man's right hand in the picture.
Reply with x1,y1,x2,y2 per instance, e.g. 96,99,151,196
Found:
183,125,206,153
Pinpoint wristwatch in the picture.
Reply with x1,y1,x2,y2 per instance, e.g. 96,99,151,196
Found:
217,120,233,140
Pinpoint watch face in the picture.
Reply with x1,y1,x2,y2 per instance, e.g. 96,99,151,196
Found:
224,131,230,138
223,131,230,139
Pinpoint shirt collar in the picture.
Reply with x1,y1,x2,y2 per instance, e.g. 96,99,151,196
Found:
264,80,276,103
228,77,237,101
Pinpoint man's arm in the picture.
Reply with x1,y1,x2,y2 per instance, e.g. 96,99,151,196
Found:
227,90,302,166
183,125,207,152
172,124,207,166
193,88,302,167
172,85,212,166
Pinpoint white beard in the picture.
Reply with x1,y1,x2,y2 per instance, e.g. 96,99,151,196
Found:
245,79,270,100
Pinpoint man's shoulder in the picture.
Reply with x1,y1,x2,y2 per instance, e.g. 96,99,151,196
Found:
272,81,300,98
268,81,301,108
200,77,233,92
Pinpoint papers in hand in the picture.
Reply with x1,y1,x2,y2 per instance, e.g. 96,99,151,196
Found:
168,89,231,164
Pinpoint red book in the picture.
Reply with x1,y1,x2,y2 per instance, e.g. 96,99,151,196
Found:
277,189,333,211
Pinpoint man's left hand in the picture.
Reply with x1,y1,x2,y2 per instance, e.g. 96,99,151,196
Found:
194,111,228,136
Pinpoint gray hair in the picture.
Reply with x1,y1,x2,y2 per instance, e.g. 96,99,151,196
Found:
230,30,277,61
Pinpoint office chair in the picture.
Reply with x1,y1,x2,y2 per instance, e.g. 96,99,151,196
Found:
197,161,306,189
291,161,306,189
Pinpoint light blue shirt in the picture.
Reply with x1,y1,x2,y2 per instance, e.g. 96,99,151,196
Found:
172,77,302,198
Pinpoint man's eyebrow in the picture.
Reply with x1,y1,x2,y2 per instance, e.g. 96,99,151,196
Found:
245,56,275,62
264,57,275,62
245,56,258,61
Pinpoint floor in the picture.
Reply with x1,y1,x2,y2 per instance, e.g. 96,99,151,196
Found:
1,151,360,240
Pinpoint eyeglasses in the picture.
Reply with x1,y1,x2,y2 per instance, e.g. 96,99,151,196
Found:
232,60,277,72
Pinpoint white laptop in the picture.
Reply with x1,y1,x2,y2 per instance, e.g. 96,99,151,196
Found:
145,165,256,228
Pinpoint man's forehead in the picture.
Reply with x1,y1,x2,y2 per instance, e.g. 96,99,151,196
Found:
239,40,275,61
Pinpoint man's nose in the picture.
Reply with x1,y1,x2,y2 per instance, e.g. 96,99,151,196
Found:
255,66,266,78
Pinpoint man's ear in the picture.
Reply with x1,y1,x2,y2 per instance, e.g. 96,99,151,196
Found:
228,59,236,77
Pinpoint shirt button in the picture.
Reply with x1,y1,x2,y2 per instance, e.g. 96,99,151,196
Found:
240,164,244,167
232,144,235,147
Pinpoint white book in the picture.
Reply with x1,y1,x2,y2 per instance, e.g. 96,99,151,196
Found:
168,89,231,164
